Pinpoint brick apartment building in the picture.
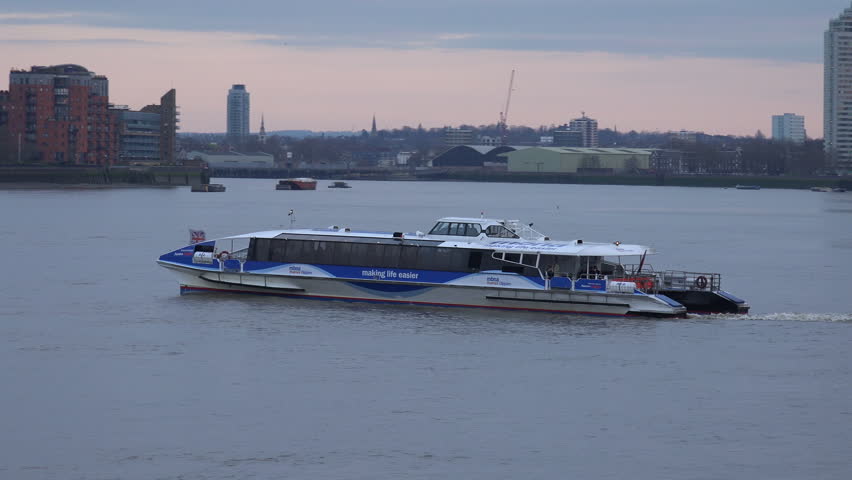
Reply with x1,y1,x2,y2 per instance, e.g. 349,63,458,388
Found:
4,64,115,165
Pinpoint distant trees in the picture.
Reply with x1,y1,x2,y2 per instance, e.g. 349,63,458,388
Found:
177,124,827,176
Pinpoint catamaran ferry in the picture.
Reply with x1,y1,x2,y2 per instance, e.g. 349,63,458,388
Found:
157,217,749,318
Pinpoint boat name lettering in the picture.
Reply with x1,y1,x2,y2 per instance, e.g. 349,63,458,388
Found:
289,265,313,275
361,269,420,280
489,241,560,251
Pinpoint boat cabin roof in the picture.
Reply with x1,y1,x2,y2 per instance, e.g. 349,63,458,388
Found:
223,220,655,257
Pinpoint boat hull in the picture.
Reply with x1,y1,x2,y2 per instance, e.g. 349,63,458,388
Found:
159,262,687,318
276,179,317,190
659,289,750,314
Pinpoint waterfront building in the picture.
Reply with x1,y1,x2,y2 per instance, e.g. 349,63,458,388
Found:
504,147,653,174
772,113,806,144
140,89,178,164
112,106,160,163
227,84,250,141
569,114,599,148
6,64,115,165
433,145,529,168
444,128,474,146
825,4,852,174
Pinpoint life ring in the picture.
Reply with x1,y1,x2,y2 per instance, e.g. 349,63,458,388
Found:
694,275,708,289
217,250,230,260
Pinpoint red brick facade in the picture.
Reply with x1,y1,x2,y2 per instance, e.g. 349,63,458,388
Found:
6,64,116,165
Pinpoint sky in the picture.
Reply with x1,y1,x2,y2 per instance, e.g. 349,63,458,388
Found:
0,0,845,136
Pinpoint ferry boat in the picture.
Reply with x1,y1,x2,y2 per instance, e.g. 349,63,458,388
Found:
156,217,749,318
276,178,317,190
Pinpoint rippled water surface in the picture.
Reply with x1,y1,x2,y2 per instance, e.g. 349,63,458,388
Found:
2,180,851,479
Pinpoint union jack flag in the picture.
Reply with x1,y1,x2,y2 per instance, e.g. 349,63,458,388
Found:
189,229,206,244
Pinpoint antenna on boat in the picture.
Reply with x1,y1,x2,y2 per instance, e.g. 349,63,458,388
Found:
288,209,295,227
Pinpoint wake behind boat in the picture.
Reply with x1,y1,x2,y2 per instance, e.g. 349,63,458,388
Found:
156,217,749,318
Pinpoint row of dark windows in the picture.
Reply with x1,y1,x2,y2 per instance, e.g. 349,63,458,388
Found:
247,238,538,275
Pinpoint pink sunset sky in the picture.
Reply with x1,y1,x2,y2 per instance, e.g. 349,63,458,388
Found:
0,8,826,137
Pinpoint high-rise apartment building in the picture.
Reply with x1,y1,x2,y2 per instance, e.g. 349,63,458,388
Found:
5,64,115,164
569,114,599,148
227,84,250,141
771,113,806,144
825,4,852,174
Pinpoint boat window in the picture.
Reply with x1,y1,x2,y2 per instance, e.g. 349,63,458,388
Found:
426,247,464,271
468,251,483,269
249,238,271,262
519,254,539,268
270,239,288,262
315,241,331,262
485,225,519,238
251,239,486,273
194,244,215,253
447,223,463,236
382,244,401,268
399,245,419,269
466,224,482,236
505,253,521,263
331,242,352,265
369,244,387,266
287,240,308,263
429,222,451,235
349,243,370,266
413,246,432,270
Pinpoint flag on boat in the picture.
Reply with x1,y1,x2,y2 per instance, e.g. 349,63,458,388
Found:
189,229,206,244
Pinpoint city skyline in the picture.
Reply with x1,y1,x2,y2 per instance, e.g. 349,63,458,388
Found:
0,1,837,136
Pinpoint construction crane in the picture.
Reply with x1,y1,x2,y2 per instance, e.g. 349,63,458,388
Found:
498,69,515,146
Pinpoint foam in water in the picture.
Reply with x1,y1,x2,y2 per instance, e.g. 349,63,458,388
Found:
690,312,852,323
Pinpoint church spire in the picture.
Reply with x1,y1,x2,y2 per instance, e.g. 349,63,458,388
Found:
371,114,377,136
259,114,267,144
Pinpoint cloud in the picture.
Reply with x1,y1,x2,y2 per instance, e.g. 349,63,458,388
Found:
0,11,119,22
0,1,836,62
0,12,74,20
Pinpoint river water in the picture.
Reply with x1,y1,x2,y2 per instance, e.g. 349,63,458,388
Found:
1,179,851,479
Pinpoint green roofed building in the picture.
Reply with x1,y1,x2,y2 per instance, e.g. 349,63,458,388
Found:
502,147,655,174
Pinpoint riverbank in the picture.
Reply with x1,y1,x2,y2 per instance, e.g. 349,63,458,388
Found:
0,165,209,186
2,165,848,190
212,166,852,190
420,170,852,190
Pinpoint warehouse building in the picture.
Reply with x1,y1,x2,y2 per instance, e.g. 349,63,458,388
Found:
432,145,529,168
503,147,654,174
